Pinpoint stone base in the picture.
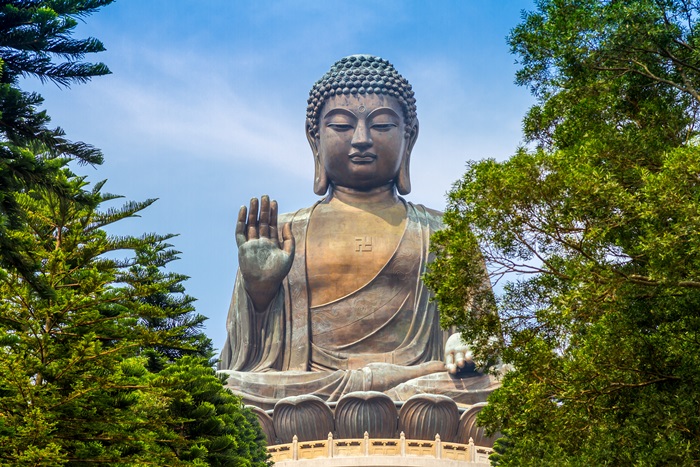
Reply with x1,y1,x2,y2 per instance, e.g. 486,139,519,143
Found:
250,392,500,448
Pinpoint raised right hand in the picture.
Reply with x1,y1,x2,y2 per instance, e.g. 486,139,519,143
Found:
236,195,295,311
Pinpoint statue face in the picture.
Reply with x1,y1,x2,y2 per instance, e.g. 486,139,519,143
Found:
316,93,410,192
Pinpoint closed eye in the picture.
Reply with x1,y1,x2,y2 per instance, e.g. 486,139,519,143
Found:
371,123,397,132
327,123,354,132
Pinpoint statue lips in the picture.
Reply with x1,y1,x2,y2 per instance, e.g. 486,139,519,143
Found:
349,152,377,164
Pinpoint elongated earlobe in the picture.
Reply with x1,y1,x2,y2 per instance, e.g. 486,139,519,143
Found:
397,122,419,195
306,119,328,195
313,154,328,195
397,154,411,195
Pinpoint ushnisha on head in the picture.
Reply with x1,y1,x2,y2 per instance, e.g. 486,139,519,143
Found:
306,55,419,196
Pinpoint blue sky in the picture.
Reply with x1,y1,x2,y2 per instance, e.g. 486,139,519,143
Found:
27,1,535,353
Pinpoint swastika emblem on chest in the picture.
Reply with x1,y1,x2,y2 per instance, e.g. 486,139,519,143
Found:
354,236,373,252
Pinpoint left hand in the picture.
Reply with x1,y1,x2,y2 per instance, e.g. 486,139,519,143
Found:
444,333,475,375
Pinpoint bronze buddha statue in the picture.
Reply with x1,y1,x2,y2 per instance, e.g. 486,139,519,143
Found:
218,55,499,411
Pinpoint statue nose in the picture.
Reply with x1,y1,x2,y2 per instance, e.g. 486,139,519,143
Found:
351,122,373,150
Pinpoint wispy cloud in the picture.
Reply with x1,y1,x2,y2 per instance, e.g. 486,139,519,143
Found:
77,49,311,178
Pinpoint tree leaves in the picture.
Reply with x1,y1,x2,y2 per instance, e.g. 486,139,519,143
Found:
428,0,700,464
0,170,270,465
0,2,270,464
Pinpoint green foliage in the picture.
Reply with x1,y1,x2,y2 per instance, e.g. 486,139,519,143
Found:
0,171,166,463
0,3,270,464
154,356,270,466
0,1,112,87
0,170,270,465
0,0,113,282
427,0,700,465
512,0,700,154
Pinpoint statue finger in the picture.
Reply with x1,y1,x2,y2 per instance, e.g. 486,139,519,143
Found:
236,205,248,247
281,222,295,256
270,200,280,247
445,352,456,374
247,197,259,240
455,351,466,368
259,195,271,238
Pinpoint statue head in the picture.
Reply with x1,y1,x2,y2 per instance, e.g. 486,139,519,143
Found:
306,55,419,196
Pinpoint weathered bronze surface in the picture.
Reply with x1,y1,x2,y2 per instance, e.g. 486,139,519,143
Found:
218,55,500,411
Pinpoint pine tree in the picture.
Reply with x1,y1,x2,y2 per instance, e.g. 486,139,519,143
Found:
153,356,270,466
0,3,270,464
0,169,269,465
0,1,113,281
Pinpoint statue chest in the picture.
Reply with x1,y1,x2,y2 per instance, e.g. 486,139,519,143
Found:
305,203,407,307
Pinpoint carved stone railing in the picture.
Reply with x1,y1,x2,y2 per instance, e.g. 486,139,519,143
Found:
267,431,493,464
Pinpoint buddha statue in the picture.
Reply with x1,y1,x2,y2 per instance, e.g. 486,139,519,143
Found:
218,55,500,411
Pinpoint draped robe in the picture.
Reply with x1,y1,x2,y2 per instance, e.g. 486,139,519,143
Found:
219,200,499,410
